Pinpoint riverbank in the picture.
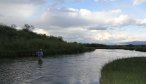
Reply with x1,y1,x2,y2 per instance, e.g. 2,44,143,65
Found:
84,43,146,52
100,57,146,84
0,24,95,58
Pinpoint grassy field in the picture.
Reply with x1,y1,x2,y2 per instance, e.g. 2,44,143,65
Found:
100,57,146,84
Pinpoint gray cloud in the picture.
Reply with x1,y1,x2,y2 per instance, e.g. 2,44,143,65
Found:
37,8,139,29
0,14,3,17
49,0,85,8
87,25,109,30
38,8,92,28
0,0,46,4
0,0,47,25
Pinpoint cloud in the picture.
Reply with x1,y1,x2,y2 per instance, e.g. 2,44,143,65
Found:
0,0,46,4
37,8,136,29
38,7,146,30
47,27,145,44
33,28,49,35
0,0,146,44
0,0,47,25
133,0,146,5
50,0,85,7
110,14,135,26
0,0,145,28
87,25,108,30
94,0,115,2
136,18,146,26
0,4,36,25
50,0,65,7
36,7,146,44
38,8,92,28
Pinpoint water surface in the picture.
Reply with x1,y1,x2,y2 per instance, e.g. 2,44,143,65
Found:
0,49,146,84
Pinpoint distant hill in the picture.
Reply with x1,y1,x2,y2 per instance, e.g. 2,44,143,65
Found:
123,41,146,45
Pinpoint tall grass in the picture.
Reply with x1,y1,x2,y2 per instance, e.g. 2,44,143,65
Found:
100,57,146,84
0,24,94,57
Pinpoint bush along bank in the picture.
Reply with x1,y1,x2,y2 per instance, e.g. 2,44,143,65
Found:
0,24,95,58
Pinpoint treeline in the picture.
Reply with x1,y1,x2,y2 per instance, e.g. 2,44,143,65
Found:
0,24,94,57
84,43,146,52
83,43,107,49
107,45,146,52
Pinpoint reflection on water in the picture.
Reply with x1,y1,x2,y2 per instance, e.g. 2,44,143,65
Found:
38,59,43,68
0,49,146,84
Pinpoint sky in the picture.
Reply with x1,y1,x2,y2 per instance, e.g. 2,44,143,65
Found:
0,0,146,44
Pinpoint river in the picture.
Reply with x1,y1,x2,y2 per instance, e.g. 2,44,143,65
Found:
0,49,146,84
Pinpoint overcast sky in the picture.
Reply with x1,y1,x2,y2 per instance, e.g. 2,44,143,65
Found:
0,0,146,44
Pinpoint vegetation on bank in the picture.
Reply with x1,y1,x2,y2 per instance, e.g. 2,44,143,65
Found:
0,24,94,57
105,45,146,52
100,57,146,84
84,43,146,52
